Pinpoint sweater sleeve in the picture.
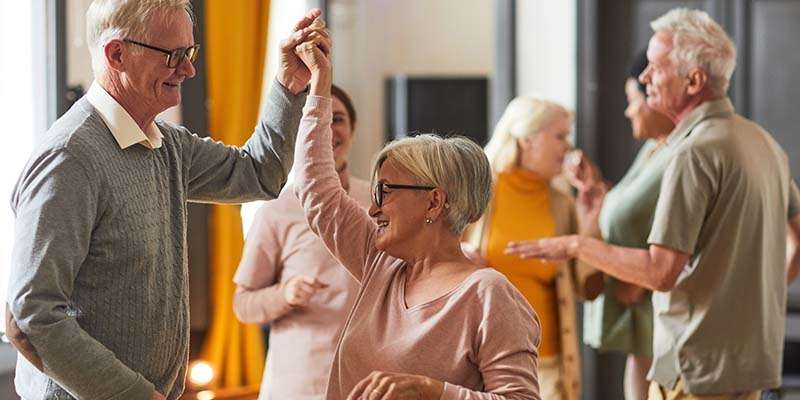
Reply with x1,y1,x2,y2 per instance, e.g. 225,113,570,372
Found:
7,149,154,400
292,95,381,283
441,279,541,400
182,79,306,203
233,203,293,323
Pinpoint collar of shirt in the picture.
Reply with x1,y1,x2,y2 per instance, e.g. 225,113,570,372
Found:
85,81,163,150
666,97,735,146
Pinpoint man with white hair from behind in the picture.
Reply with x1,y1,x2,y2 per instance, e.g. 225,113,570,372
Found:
506,8,800,399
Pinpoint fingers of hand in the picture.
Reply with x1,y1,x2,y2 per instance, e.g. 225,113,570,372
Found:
292,285,316,305
505,242,540,259
293,9,323,32
347,373,376,400
316,281,330,290
294,42,323,58
303,24,330,39
285,276,318,306
294,36,332,59
4,304,11,326
381,383,398,400
371,376,398,400
4,304,20,338
305,32,333,55
307,16,326,30
296,281,319,295
6,311,27,344
301,276,329,290
284,21,330,50
362,372,388,400
504,241,526,254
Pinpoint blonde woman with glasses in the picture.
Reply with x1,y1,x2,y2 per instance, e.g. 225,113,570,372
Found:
289,33,542,399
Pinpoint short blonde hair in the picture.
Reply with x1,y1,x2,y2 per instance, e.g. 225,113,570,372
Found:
651,8,736,96
484,97,572,175
86,0,193,74
371,134,492,235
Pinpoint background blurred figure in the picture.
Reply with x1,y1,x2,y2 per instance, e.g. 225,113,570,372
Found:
233,84,368,400
572,50,675,400
291,37,542,399
464,97,603,400
507,9,800,399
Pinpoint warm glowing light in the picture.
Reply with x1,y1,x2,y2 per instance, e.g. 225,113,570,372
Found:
188,360,215,387
196,390,215,400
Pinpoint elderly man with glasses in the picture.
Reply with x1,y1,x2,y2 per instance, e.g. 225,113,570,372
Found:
507,8,800,400
4,1,330,399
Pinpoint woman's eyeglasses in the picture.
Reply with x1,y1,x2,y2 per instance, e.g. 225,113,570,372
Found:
372,181,435,207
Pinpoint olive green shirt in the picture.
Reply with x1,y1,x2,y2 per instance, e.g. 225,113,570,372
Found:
647,98,800,394
584,137,680,357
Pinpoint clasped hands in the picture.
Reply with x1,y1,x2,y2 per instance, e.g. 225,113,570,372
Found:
278,8,332,95
346,371,444,400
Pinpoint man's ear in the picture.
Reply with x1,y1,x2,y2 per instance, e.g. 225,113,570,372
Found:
686,67,709,96
104,39,126,72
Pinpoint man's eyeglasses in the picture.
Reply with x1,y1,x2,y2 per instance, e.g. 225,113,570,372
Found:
123,39,200,68
372,181,435,207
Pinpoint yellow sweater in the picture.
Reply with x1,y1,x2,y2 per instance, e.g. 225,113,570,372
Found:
486,168,560,357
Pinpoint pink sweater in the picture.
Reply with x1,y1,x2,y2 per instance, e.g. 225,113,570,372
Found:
294,96,542,400
233,178,371,399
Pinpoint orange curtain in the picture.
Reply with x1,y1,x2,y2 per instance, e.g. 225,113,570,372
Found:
201,0,271,389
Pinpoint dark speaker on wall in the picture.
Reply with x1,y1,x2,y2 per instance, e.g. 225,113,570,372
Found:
385,76,489,146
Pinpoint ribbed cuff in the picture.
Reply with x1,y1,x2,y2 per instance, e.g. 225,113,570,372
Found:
110,373,155,400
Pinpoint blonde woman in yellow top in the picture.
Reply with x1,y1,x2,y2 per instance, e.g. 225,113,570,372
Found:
464,97,601,400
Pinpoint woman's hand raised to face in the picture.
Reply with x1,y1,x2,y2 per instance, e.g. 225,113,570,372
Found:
575,182,607,236
565,150,604,193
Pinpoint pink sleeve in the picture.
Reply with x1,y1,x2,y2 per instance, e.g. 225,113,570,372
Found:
232,205,293,323
293,95,380,283
441,282,541,400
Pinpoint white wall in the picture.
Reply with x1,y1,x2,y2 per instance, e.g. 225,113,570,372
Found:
260,0,312,108
66,0,95,92
0,0,38,337
329,0,494,179
516,0,577,111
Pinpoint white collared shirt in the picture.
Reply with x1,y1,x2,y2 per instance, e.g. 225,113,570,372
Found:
85,81,163,150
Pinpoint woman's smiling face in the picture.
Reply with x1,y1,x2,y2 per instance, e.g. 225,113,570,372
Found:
369,159,431,256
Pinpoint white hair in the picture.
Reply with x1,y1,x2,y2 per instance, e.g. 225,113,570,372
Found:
651,8,737,96
86,0,193,75
484,97,572,176
371,135,492,235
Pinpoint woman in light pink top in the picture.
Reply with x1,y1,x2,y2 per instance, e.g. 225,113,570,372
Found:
291,35,542,400
233,85,371,400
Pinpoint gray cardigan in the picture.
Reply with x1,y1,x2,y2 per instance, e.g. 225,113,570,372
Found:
7,81,305,399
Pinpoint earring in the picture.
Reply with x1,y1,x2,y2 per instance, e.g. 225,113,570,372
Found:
425,218,432,224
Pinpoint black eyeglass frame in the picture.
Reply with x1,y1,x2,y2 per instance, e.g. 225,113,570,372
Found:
372,182,436,208
123,38,200,68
